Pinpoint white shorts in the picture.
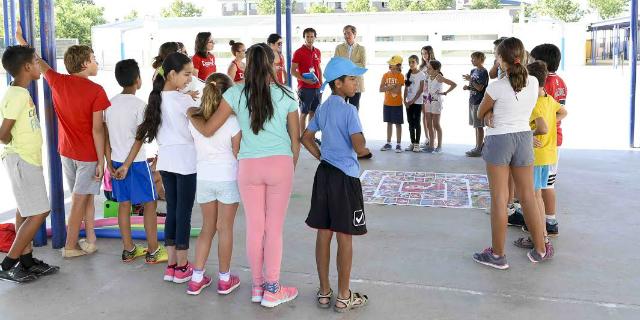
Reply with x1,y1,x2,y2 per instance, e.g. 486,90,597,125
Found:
425,101,442,114
542,160,558,189
196,180,240,204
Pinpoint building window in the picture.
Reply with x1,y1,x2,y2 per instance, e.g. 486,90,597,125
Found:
335,2,343,9
442,34,498,41
375,35,429,42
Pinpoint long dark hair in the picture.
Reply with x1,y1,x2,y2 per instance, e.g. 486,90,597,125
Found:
195,32,212,58
242,43,293,135
497,37,528,93
267,33,282,45
137,53,192,142
152,42,178,69
405,55,419,86
420,46,435,70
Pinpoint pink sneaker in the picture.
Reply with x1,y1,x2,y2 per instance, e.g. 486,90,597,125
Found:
163,265,176,282
217,274,240,295
251,284,265,303
260,285,298,308
187,275,212,295
173,263,193,284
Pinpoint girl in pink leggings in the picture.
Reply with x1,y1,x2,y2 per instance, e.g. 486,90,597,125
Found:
189,43,300,308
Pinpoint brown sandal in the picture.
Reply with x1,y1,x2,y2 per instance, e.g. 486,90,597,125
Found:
317,288,333,308
334,290,368,313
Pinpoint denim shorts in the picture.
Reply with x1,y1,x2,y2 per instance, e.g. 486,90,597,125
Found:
196,180,241,204
482,131,534,166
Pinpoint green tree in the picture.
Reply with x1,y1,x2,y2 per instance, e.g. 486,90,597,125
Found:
588,0,628,19
257,0,298,15
124,10,139,21
423,0,455,10
160,0,203,18
308,3,335,13
533,0,585,22
55,0,106,45
408,1,427,10
389,0,410,11
470,0,501,9
346,0,377,12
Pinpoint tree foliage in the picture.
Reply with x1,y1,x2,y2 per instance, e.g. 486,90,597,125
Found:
533,0,585,22
257,0,298,15
346,0,377,12
308,3,335,13
470,0,501,9
124,10,139,21
423,0,455,10
588,0,628,19
55,0,106,45
160,0,203,18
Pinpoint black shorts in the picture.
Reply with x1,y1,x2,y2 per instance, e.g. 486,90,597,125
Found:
383,105,404,124
306,161,367,235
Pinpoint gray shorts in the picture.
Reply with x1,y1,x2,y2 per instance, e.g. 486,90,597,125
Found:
468,103,484,128
61,156,101,195
2,153,50,217
482,131,534,166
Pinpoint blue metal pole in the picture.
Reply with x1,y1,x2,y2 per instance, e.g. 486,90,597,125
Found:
592,29,596,65
276,0,282,35
9,0,15,45
285,0,292,87
630,0,638,147
39,0,65,248
18,0,46,246
3,0,11,84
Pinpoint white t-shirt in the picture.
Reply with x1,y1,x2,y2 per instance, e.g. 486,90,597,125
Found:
180,75,205,107
485,75,539,136
156,91,197,174
189,116,241,182
405,71,427,105
104,94,146,163
426,76,444,104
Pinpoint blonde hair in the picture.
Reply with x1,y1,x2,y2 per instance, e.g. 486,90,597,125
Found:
191,73,234,120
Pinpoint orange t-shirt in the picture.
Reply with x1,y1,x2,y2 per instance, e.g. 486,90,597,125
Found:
382,72,404,106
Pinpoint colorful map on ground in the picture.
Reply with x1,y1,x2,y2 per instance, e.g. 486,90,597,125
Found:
360,170,490,209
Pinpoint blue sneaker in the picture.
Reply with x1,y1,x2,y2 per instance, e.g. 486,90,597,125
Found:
380,143,392,151
473,247,509,270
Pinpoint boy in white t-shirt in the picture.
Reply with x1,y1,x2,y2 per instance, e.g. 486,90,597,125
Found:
105,59,168,264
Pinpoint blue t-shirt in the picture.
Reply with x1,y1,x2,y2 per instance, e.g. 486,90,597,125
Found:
307,95,363,178
469,67,489,105
223,84,298,160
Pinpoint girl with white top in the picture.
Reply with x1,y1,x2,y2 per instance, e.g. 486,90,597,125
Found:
136,53,198,283
403,55,426,152
186,73,242,296
473,37,553,270
424,60,456,153
420,46,435,148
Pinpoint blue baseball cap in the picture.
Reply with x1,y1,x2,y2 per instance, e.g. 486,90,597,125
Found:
320,56,367,93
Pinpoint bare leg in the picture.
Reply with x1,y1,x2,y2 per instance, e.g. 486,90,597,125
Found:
8,211,48,259
542,188,556,218
299,112,308,136
476,127,485,150
84,195,96,244
486,163,510,256
217,202,239,274
386,123,392,143
65,194,91,250
194,201,218,271
395,124,402,145
336,232,353,304
433,114,442,148
167,246,177,266
422,104,429,145
177,249,189,266
316,229,333,304
426,113,435,148
512,166,546,254
118,201,134,251
535,190,548,238
508,172,515,205
143,201,158,253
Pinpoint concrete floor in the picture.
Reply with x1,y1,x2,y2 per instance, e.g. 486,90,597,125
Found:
1,144,639,320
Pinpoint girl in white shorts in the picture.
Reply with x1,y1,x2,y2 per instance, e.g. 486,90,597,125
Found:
424,60,456,153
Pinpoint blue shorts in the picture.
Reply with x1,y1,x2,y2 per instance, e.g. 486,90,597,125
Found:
298,88,321,114
533,165,551,191
111,161,158,204
196,180,240,204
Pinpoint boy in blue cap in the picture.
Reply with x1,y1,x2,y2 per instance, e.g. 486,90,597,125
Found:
301,56,370,313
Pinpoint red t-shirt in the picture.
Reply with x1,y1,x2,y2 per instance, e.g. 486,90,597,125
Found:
545,73,567,146
44,69,110,161
192,53,217,81
275,53,286,85
292,45,321,89
232,61,244,82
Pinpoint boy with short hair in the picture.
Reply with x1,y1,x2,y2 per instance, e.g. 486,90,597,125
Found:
105,59,168,264
0,45,59,282
527,44,567,236
514,61,567,249
292,27,323,136
379,55,405,153
463,51,489,157
17,25,111,258
301,57,370,313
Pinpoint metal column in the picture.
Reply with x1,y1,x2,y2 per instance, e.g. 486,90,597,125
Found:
630,0,638,147
276,0,282,35
285,0,292,87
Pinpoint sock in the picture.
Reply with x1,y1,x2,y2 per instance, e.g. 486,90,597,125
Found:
19,252,35,269
219,271,230,282
192,268,204,283
546,215,557,223
1,256,19,271
264,281,280,293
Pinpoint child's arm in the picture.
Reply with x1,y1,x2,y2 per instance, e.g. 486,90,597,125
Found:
104,124,115,176
437,75,457,95
188,99,234,137
556,106,568,122
477,93,495,125
532,117,548,136
489,60,499,79
92,111,105,181
286,110,301,167
351,132,370,157
301,129,321,161
114,140,143,180
379,77,387,93
231,132,241,159
469,80,485,92
0,119,15,144
15,22,51,74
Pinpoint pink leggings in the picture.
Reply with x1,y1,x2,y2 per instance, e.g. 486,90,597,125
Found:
238,155,294,285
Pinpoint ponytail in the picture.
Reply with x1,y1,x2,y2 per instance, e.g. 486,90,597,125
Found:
192,73,234,120
496,37,528,93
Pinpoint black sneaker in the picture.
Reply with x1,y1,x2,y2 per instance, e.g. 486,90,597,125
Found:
507,210,526,227
22,258,59,277
546,221,559,236
0,264,38,283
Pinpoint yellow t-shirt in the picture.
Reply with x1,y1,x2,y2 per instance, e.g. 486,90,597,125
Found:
529,95,560,166
0,86,43,166
382,72,404,106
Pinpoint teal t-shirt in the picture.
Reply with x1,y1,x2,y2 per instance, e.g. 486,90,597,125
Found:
223,84,298,160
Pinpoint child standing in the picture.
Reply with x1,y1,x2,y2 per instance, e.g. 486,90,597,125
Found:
403,55,426,152
227,40,246,84
192,32,217,81
473,37,552,270
17,27,110,258
379,55,405,153
104,59,167,264
189,43,300,308
186,73,242,296
0,45,59,282
513,61,567,249
301,56,370,313
463,52,489,157
424,60,457,153
420,46,435,149
136,53,197,283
